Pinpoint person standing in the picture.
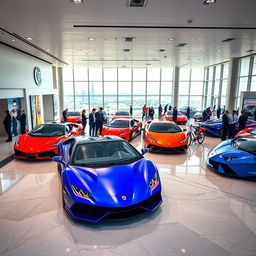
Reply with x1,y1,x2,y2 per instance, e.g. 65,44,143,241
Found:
95,107,104,135
173,107,178,123
217,106,221,119
186,106,190,119
3,110,12,142
168,105,172,111
238,110,248,131
19,108,26,134
62,108,68,122
150,106,155,120
158,104,163,120
164,104,168,113
89,108,97,136
142,104,146,121
221,110,230,141
129,105,133,117
228,110,238,138
81,109,87,135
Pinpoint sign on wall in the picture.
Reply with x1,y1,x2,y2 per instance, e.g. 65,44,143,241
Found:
34,67,42,86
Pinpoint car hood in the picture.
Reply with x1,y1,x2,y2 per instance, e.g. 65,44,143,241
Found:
17,134,66,151
103,127,129,134
65,158,157,196
209,140,252,158
147,131,186,145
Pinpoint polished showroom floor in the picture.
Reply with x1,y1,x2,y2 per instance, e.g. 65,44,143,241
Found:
0,134,256,256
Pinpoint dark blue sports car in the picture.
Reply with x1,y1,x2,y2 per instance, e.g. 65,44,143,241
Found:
207,136,256,178
200,119,256,137
53,136,162,222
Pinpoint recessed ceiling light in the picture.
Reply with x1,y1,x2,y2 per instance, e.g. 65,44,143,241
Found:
191,38,197,41
146,63,151,65
46,49,50,52
177,43,187,47
168,37,175,41
123,37,135,42
216,49,222,52
26,37,33,41
201,49,207,52
70,0,83,4
12,39,15,42
123,48,131,52
88,37,95,41
159,49,166,52
203,0,216,6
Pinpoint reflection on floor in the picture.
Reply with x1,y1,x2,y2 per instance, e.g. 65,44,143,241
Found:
0,135,256,256
0,135,16,162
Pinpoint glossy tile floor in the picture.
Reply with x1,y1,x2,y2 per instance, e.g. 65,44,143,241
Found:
0,135,256,256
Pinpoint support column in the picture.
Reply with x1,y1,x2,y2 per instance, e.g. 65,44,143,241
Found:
57,67,64,116
172,66,180,107
226,58,239,111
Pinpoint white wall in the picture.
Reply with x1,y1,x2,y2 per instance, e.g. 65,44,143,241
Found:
0,43,57,130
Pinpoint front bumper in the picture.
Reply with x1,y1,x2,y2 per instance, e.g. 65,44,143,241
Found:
14,148,57,159
64,190,162,222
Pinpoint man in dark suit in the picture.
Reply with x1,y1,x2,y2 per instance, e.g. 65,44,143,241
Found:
62,108,68,122
129,105,133,117
19,108,26,134
221,110,229,141
89,108,97,136
95,107,104,135
186,106,190,119
3,110,12,142
173,107,178,123
217,106,221,119
238,110,248,131
164,104,168,113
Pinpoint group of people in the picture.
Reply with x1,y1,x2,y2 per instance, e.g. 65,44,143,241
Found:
221,109,248,140
3,107,26,142
142,105,155,121
62,107,105,136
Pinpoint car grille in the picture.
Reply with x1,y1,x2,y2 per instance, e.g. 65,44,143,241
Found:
71,190,161,220
14,149,26,157
209,159,237,176
38,151,57,158
147,144,187,152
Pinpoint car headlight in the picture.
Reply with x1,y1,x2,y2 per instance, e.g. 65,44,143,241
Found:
149,172,159,190
71,184,92,199
15,137,20,147
209,150,216,157
180,137,187,143
148,137,157,143
120,132,126,135
50,140,62,148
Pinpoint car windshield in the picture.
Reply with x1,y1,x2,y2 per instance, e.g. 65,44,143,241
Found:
71,140,142,167
115,111,129,116
167,111,181,115
67,112,80,116
232,137,256,155
107,120,129,128
29,124,65,137
149,123,182,133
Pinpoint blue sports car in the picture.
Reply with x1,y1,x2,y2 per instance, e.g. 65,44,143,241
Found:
200,119,256,137
53,136,162,222
207,136,256,178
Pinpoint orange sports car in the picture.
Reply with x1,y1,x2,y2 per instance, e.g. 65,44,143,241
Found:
144,121,188,152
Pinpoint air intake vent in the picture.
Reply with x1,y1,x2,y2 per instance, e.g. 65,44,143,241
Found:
177,43,187,47
221,38,235,43
123,37,135,42
128,0,147,7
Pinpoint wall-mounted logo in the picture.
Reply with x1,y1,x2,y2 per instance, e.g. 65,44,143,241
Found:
34,67,42,86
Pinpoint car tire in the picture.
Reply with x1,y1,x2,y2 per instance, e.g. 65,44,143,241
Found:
197,131,205,144
57,163,62,174
187,134,192,146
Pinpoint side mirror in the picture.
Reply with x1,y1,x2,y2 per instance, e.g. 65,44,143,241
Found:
183,128,187,132
53,156,64,164
141,148,149,155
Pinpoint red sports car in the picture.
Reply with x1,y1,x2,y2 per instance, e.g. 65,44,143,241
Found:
235,127,256,137
111,111,131,120
61,111,81,123
14,123,82,159
162,110,187,124
102,118,142,141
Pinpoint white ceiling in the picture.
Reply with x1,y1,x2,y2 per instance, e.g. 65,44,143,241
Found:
0,0,256,68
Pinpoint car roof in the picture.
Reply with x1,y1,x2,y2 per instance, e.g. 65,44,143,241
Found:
74,135,124,144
